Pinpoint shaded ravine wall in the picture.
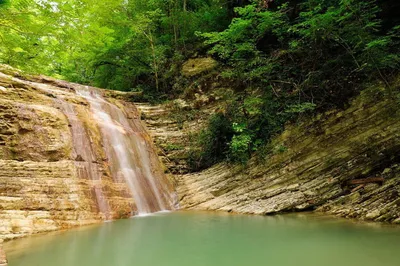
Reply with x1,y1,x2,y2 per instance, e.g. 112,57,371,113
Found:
136,86,400,223
174,89,400,223
0,65,175,241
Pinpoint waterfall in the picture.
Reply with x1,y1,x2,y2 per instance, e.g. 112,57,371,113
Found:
76,86,176,215
56,99,111,219
27,81,112,219
21,76,176,217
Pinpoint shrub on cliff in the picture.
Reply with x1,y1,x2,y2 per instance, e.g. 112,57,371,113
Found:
189,0,400,167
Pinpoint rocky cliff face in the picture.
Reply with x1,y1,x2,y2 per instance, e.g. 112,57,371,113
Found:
176,90,400,223
0,65,175,241
140,86,400,223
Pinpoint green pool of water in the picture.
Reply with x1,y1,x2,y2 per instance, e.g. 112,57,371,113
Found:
4,211,400,266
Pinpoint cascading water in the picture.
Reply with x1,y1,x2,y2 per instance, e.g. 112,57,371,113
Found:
76,86,176,215
27,81,112,219
56,100,111,219
0,68,177,238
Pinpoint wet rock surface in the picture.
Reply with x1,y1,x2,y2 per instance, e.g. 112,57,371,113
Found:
0,66,174,241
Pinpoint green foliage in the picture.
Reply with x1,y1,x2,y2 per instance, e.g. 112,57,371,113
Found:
188,113,233,171
202,0,399,103
273,144,287,154
229,132,252,164
203,4,285,59
188,89,290,169
190,0,399,167
0,0,231,94
164,143,184,152
286,103,316,114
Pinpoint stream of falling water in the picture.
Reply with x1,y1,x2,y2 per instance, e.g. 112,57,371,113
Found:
76,86,175,215
56,100,111,219
21,80,112,219
0,73,176,220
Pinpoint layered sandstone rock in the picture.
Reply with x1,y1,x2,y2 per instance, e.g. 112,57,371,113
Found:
141,88,400,223
177,91,400,222
0,240,6,265
0,66,173,240
136,103,190,175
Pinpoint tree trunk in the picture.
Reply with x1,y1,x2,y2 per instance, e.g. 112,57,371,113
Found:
148,33,159,92
142,29,160,91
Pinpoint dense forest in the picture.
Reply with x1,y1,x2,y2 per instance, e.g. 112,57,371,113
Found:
1,0,399,169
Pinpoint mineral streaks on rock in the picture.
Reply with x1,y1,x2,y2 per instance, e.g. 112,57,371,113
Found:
0,67,174,240
0,74,110,240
